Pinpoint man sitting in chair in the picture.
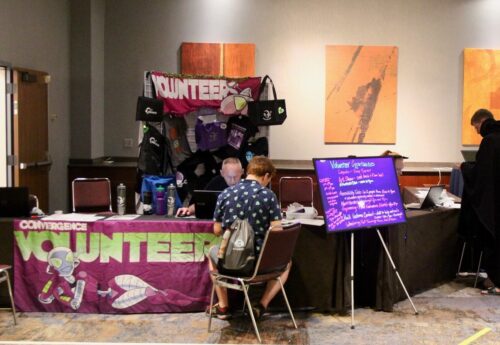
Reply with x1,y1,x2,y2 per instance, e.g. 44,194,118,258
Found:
206,156,285,320
176,157,244,217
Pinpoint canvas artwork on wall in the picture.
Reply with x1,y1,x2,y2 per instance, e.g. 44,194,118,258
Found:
181,42,255,78
325,45,398,144
462,48,500,146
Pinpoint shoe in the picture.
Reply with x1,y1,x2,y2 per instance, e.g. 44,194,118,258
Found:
206,303,231,320
251,303,267,321
481,286,500,296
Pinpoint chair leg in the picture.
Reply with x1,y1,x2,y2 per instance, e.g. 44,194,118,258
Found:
241,285,250,314
240,280,261,343
457,241,466,275
4,270,17,325
277,277,297,329
207,280,216,332
474,251,484,288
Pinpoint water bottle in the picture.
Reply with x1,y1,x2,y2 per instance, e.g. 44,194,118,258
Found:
167,183,176,217
156,185,166,216
117,183,126,215
143,191,153,215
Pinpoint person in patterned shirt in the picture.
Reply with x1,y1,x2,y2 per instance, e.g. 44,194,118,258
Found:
206,156,285,320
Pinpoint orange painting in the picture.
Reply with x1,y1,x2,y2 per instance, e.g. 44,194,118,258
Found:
325,45,398,144
462,49,500,145
181,42,255,78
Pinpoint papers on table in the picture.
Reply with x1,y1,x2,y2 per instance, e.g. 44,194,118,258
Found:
104,214,141,221
281,217,325,227
42,213,106,222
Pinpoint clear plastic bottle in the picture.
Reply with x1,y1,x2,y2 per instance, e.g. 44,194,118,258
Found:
117,183,126,215
156,185,166,216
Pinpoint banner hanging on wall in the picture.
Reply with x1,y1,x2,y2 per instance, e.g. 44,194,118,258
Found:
150,71,261,116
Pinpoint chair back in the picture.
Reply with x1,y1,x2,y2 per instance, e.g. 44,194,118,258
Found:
72,178,112,213
254,223,301,275
279,176,314,210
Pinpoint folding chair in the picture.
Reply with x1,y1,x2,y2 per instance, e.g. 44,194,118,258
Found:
0,265,17,325
279,176,314,210
208,223,301,343
72,178,113,213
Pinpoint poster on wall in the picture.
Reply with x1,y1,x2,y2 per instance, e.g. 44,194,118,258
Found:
324,45,398,144
462,48,500,145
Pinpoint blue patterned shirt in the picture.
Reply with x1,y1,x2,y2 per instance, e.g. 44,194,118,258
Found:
213,179,282,254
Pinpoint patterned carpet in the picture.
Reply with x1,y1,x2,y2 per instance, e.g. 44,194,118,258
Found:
0,280,499,344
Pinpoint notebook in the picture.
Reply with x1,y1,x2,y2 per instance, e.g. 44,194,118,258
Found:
194,190,221,219
0,187,31,217
405,185,445,210
461,150,477,162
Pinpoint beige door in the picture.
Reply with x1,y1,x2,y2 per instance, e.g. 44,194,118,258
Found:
13,68,50,211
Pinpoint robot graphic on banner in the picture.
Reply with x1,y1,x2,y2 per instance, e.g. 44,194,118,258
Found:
38,247,207,310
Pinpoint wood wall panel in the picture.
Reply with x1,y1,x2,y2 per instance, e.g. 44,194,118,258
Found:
223,43,255,78
181,42,221,76
180,42,255,77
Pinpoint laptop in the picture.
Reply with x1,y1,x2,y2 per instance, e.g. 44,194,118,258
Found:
0,187,31,217
194,190,221,219
405,185,445,210
461,150,477,162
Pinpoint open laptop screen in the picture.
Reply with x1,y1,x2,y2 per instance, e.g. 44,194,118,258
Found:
421,185,445,209
0,187,30,217
193,190,221,219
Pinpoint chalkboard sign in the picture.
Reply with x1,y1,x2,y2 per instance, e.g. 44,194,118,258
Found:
313,156,406,232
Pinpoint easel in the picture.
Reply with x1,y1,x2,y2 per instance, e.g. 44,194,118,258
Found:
349,228,418,329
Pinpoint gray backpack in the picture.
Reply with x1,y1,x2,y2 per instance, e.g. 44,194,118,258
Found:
219,218,255,275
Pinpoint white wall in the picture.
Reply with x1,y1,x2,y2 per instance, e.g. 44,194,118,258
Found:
0,0,70,211
104,0,500,163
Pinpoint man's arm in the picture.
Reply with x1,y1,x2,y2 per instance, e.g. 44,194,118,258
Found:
213,221,223,236
270,220,282,230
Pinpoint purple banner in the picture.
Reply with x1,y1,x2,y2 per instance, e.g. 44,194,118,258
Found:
150,72,261,115
13,219,218,314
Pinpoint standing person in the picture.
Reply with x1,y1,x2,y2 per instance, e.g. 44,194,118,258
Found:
176,157,244,217
461,108,500,295
206,156,284,319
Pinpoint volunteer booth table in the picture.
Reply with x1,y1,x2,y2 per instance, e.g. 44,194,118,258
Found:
9,208,460,314
13,216,219,314
284,207,461,313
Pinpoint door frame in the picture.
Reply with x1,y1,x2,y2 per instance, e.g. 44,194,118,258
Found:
0,60,13,187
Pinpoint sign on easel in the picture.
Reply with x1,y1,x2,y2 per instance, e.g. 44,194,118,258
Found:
313,156,406,232
313,156,417,329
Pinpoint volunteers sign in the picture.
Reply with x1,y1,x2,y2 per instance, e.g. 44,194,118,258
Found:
14,219,219,314
150,72,261,115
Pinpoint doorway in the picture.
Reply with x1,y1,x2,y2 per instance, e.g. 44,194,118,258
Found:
12,68,51,211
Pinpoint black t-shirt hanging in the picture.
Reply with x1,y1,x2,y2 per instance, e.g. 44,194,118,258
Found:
217,115,258,158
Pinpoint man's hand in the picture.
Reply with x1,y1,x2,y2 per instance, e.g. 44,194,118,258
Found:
176,204,195,217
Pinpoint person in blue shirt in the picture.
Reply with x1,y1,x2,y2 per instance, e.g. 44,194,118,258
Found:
207,156,284,320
